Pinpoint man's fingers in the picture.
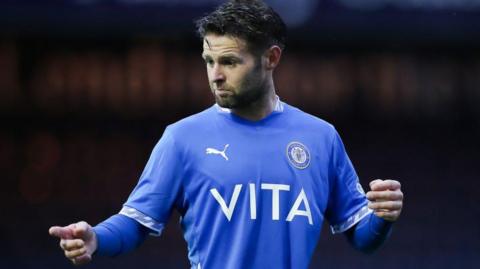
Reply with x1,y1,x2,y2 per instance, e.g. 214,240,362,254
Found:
50,221,92,240
50,221,95,266
369,179,383,189
368,200,403,211
367,180,403,223
374,210,401,221
64,247,87,259
60,239,85,251
71,254,92,265
366,190,403,201
369,179,401,191
49,226,73,239
73,221,90,239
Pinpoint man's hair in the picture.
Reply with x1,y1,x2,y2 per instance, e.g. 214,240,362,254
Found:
195,0,287,54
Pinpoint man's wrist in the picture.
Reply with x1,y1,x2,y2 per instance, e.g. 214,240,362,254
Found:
370,213,393,235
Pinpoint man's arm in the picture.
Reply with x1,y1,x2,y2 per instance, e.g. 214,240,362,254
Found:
345,212,393,253
49,214,149,265
345,179,403,253
94,214,150,256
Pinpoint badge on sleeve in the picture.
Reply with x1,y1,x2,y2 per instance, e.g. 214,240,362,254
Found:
286,142,310,169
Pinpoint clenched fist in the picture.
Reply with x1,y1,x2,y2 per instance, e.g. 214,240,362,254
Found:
366,179,403,222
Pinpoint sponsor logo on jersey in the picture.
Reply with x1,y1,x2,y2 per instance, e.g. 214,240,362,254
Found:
206,144,229,161
210,183,314,225
286,142,310,169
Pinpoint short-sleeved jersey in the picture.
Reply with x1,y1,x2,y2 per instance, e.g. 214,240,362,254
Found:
120,100,371,269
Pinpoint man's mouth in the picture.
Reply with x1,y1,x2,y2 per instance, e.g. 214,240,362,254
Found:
215,88,232,97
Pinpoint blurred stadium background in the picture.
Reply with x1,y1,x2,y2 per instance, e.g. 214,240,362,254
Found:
0,0,479,268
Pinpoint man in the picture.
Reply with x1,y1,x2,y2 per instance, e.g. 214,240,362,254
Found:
49,1,403,268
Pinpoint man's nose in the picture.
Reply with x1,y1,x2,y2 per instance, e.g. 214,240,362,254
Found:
212,65,226,83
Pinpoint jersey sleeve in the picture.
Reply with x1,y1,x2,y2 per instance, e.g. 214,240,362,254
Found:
325,130,372,234
120,128,184,236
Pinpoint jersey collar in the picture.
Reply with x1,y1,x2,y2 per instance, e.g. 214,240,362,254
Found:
214,95,284,114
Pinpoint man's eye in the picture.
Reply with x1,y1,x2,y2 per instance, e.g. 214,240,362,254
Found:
205,59,214,66
223,60,236,66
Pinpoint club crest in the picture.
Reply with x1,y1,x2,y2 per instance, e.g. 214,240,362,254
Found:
286,142,310,169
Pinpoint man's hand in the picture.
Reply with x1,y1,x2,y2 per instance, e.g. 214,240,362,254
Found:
366,179,403,222
49,221,97,265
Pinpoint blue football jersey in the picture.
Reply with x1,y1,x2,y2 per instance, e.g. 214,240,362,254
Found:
120,99,370,269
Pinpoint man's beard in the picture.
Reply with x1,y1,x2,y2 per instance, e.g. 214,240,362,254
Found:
213,63,267,109
214,82,266,109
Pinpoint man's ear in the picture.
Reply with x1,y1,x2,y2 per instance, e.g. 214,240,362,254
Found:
264,45,282,70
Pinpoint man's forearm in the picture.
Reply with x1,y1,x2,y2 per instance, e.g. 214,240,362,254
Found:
345,213,393,253
93,214,149,256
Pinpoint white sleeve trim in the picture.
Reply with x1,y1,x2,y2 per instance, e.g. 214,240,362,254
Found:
330,205,373,234
119,206,164,236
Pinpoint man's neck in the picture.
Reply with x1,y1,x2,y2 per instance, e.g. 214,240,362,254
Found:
231,89,277,122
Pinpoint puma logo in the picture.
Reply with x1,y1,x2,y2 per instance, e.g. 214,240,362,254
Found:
206,144,229,161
